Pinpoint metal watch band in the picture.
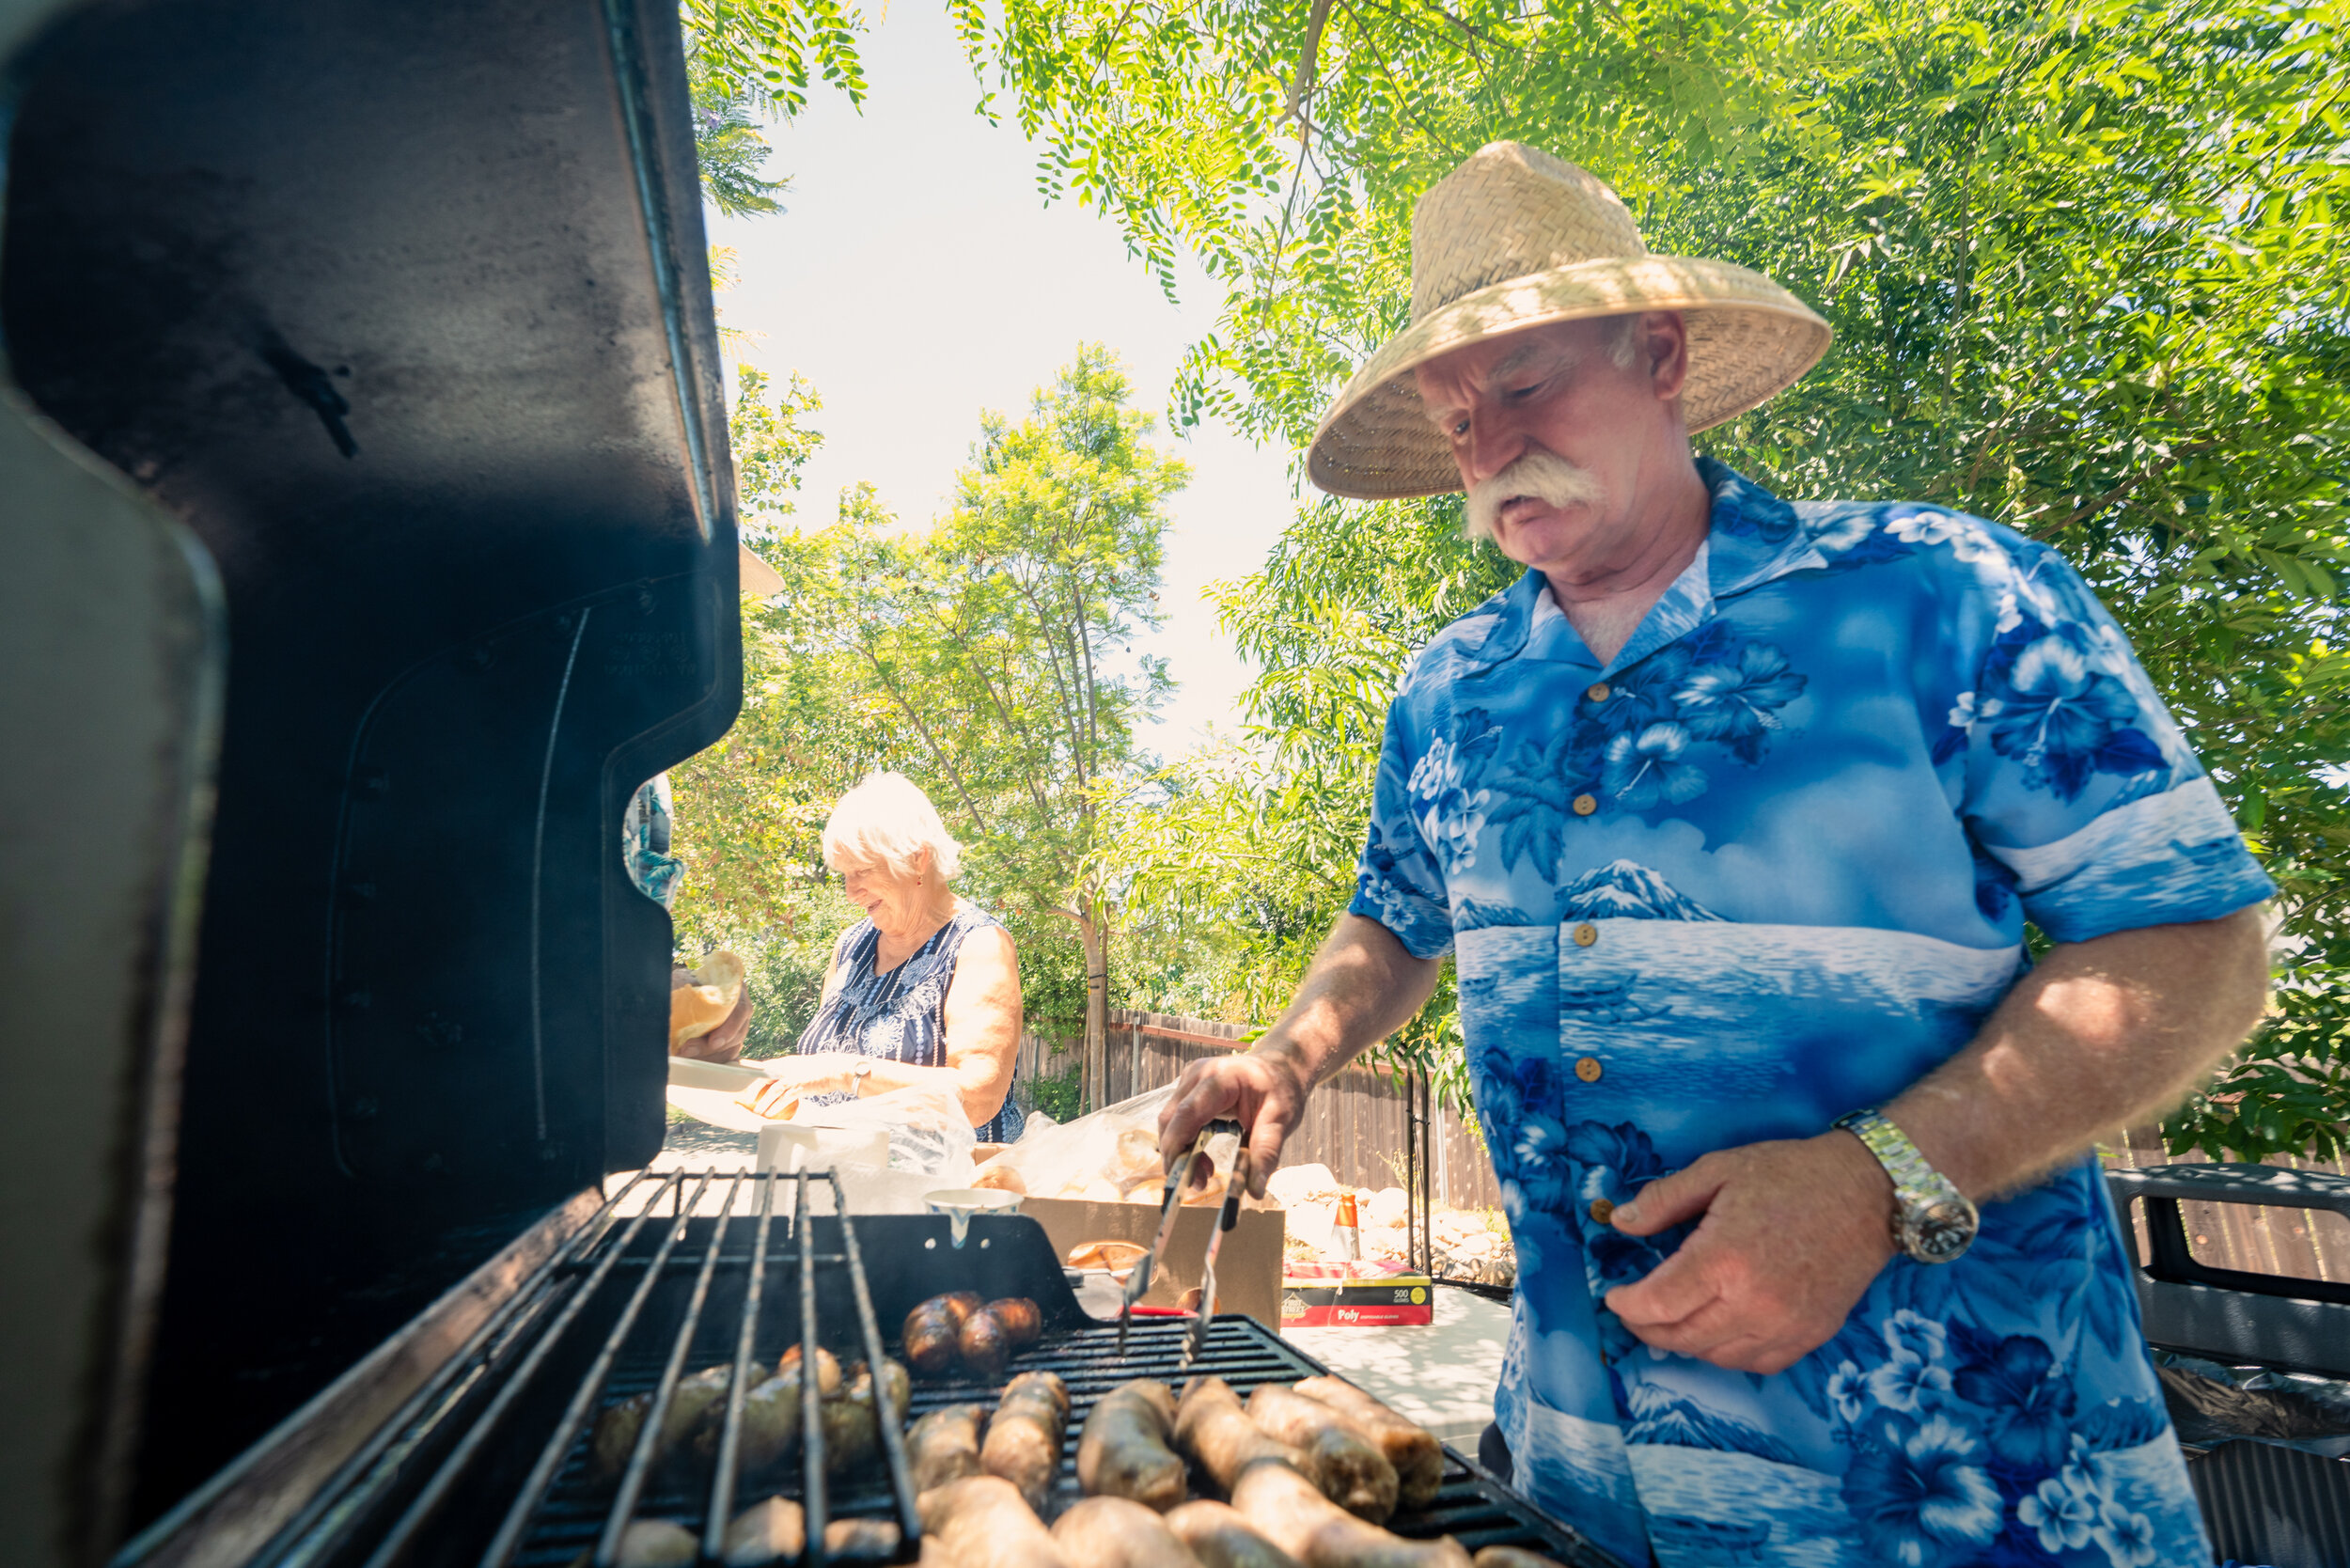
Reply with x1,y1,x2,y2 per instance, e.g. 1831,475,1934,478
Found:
1833,1107,1979,1264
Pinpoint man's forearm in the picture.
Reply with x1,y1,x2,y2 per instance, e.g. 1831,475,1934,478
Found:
1253,914,1443,1087
1885,905,2270,1201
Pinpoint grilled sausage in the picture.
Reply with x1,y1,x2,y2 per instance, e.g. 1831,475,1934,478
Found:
958,1309,1013,1380
1229,1461,1472,1568
1051,1496,1205,1568
1175,1378,1312,1497
588,1391,650,1482
1291,1377,1443,1511
1164,1500,1303,1568
903,1294,978,1376
907,1403,988,1495
984,1296,1042,1349
721,1497,805,1566
1246,1386,1399,1524
589,1365,733,1482
665,1366,733,1461
705,1373,800,1474
610,1519,697,1566
981,1370,1070,1511
778,1343,842,1398
917,1474,1073,1568
875,1356,913,1424
1077,1381,1186,1511
823,1518,904,1562
1469,1550,1569,1568
821,1363,882,1475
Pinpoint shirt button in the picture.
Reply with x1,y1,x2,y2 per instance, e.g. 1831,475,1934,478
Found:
1572,792,1598,817
1574,1056,1603,1083
1572,923,1598,948
1590,1199,1616,1225
1586,682,1611,703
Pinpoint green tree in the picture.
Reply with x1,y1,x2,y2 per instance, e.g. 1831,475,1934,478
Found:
676,349,1192,1092
844,347,1189,1104
976,0,2350,1154
682,0,867,118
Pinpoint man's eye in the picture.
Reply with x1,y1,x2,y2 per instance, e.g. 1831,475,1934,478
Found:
1450,418,1470,438
1505,382,1541,400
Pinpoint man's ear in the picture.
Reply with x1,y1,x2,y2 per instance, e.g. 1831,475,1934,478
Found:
1645,310,1691,400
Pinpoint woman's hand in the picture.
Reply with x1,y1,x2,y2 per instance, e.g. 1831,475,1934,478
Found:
1157,1046,1312,1199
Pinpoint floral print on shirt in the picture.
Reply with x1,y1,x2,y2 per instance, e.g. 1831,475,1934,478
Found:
1351,462,2272,1568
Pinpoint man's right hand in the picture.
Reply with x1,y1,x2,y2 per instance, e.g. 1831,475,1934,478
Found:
1157,1044,1312,1200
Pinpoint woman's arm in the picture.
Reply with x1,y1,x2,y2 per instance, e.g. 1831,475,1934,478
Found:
760,927,1024,1128
933,925,1021,1125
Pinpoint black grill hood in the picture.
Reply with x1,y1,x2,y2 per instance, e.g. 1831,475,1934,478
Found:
1,0,740,1539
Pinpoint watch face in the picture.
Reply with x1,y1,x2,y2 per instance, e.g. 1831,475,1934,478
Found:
1905,1200,1979,1264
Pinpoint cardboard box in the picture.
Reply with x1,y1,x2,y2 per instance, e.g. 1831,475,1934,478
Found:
1022,1197,1287,1331
1280,1261,1434,1328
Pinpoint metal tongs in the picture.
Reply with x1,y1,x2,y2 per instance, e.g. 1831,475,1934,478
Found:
1117,1117,1237,1357
1183,1121,1251,1366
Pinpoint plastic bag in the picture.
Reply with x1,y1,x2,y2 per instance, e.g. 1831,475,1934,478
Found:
795,1083,978,1182
2155,1351,2350,1457
971,1086,1244,1201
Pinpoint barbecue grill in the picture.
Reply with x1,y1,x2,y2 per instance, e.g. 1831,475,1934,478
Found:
0,1,1623,1564
111,1170,1619,1568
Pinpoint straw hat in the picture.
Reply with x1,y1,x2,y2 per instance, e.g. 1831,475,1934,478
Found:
738,541,784,596
1308,143,1833,501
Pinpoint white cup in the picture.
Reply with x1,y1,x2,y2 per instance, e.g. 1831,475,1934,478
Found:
924,1186,1022,1247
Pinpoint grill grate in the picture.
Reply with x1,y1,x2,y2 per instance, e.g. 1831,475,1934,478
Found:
193,1168,1621,1568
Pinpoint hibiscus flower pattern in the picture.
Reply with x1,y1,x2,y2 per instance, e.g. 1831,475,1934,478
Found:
1477,618,1807,863
1825,498,2170,806
1406,712,1502,875
1814,1306,2170,1567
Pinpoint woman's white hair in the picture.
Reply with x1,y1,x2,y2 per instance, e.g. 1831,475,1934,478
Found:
822,773,962,882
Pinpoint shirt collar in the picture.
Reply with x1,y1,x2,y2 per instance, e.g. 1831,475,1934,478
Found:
1467,460,1825,675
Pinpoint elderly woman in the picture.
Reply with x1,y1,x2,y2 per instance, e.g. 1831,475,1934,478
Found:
761,773,1026,1141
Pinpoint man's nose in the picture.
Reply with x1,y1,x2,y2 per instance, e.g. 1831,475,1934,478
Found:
1462,407,1526,486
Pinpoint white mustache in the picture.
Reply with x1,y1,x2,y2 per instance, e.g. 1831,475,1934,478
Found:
1465,448,1603,542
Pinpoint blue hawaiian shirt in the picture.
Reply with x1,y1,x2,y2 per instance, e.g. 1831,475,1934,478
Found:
1350,462,2273,1568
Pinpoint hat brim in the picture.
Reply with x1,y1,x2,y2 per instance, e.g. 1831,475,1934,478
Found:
1308,255,1833,501
738,541,785,596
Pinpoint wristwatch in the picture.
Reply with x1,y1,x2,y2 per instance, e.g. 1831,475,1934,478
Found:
1833,1108,1979,1264
848,1060,875,1095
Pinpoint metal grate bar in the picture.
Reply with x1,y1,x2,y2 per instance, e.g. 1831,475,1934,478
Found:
796,1170,829,1563
594,1169,743,1565
701,1169,778,1560
258,1171,658,1568
828,1172,924,1548
358,1172,685,1568
311,1168,1611,1568
478,1170,716,1566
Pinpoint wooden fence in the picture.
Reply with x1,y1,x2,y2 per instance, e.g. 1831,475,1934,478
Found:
1020,1012,2350,1284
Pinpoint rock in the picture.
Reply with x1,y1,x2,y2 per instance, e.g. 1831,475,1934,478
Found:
1367,1187,1409,1229
1286,1199,1337,1255
1263,1164,1342,1209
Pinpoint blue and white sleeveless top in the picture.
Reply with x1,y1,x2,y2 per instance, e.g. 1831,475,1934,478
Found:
794,904,1024,1144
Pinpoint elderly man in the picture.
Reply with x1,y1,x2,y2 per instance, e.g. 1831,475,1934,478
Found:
1160,144,2272,1567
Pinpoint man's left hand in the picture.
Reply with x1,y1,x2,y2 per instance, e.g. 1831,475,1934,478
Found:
1603,1132,1899,1374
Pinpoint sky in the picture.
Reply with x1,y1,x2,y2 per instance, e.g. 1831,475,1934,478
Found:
707,6,1299,750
